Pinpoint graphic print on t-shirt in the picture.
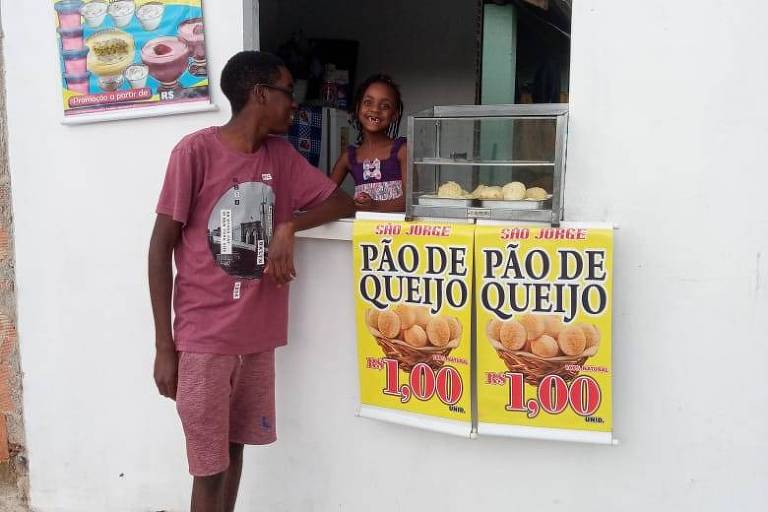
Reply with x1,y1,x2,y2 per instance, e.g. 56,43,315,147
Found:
207,181,275,279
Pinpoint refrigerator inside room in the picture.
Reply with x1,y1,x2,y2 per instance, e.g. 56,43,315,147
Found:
288,105,356,197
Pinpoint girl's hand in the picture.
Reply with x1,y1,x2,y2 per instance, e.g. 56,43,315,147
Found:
354,192,375,211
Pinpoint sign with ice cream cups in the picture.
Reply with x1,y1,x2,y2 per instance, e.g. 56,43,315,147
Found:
353,221,475,437
52,1,214,124
475,224,614,444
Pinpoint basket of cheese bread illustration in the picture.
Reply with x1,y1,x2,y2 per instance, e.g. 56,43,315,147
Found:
487,314,600,386
365,303,462,372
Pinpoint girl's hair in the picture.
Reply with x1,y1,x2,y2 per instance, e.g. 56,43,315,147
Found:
351,74,404,144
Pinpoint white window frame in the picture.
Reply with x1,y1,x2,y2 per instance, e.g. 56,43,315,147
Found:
243,0,259,50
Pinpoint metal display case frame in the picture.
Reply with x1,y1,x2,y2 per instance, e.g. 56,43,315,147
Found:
406,103,568,225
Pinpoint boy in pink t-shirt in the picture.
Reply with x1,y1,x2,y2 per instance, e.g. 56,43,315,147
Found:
148,51,354,511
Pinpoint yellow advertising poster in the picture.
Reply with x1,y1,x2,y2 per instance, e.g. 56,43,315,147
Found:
475,224,614,443
353,220,474,436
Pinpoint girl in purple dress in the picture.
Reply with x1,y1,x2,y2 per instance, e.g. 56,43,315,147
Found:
330,74,407,212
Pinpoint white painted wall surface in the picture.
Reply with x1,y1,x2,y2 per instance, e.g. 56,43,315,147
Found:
2,1,245,510
3,1,767,511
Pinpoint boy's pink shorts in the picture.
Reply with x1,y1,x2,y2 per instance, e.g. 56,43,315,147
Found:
176,350,277,476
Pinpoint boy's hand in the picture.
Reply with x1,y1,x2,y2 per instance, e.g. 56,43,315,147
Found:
265,222,296,287
154,344,178,400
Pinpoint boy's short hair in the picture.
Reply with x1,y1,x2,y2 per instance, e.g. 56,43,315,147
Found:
220,51,285,115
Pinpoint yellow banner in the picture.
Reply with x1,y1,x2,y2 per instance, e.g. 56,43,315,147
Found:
475,225,613,439
353,221,474,429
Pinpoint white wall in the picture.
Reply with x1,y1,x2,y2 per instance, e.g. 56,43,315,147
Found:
4,1,768,511
259,0,478,116
565,0,768,507
2,1,244,510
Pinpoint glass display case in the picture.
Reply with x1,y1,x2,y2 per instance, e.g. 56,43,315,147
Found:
406,104,568,224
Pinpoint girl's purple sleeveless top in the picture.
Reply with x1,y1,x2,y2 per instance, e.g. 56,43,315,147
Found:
347,137,406,200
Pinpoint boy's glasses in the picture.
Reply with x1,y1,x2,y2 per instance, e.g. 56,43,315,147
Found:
255,83,295,101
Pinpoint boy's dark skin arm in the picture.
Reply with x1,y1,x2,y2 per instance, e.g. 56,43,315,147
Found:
148,214,182,400
265,188,355,286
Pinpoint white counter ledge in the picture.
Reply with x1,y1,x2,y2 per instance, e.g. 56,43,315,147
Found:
294,213,408,241
295,218,355,241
